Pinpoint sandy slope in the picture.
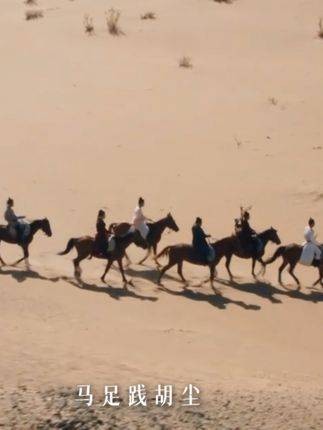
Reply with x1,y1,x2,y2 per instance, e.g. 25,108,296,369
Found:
0,0,323,427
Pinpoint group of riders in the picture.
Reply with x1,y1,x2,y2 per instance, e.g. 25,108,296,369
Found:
3,197,322,266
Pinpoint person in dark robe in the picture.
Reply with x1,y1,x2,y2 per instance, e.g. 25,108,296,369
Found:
192,217,214,262
94,209,109,256
235,207,261,254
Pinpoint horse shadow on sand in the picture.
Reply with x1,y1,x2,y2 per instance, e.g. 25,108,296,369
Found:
123,265,181,284
0,266,60,284
122,266,260,311
158,284,260,311
61,276,158,303
216,278,323,304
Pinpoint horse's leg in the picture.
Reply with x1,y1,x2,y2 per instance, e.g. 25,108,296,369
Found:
117,258,129,287
12,245,29,267
251,258,257,278
257,256,266,276
209,264,221,294
124,251,131,268
225,254,234,280
24,246,31,270
101,259,113,283
0,241,6,266
177,261,187,284
288,262,300,288
158,258,177,285
278,259,288,285
152,244,161,267
313,265,323,287
73,256,84,279
138,247,151,265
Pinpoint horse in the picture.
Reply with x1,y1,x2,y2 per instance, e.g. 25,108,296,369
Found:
156,240,226,289
58,231,137,286
108,213,179,265
213,227,281,279
0,218,52,267
264,244,323,288
156,227,281,287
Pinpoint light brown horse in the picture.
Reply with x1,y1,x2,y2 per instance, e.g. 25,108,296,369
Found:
264,244,323,288
0,219,52,267
157,227,281,287
58,231,137,286
109,213,179,265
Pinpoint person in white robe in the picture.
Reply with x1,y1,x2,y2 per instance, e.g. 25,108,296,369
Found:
130,197,151,240
301,218,321,265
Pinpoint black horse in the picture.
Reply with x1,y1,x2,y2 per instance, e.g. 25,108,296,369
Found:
0,219,52,267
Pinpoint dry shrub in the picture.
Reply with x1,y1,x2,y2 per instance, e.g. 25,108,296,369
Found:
83,14,94,35
179,56,192,68
268,97,278,106
25,9,43,20
213,0,233,3
105,8,122,35
141,12,156,20
24,0,37,5
318,19,323,38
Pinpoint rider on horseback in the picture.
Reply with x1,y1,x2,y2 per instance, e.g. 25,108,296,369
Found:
192,217,215,263
4,198,27,242
303,218,321,267
94,209,110,256
235,207,262,255
130,197,152,247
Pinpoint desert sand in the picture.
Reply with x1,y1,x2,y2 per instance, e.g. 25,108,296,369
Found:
0,0,323,428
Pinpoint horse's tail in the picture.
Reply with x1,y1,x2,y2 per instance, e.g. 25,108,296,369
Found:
58,238,76,255
264,246,286,265
157,246,172,259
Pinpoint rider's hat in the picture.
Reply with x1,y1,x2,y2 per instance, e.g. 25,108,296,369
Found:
7,197,14,205
98,209,105,217
309,217,315,225
196,217,202,224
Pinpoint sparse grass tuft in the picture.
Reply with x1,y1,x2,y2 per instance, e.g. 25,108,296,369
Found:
141,12,156,20
268,97,278,106
318,18,323,38
105,8,122,36
25,9,43,20
179,56,192,68
213,0,233,3
83,14,94,35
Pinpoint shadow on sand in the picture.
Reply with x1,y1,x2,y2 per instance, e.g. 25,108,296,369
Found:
158,284,260,311
61,276,158,302
123,265,181,284
0,266,60,283
216,277,323,304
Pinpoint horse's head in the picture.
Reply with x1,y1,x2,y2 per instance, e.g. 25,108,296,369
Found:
41,218,52,237
268,227,281,245
166,213,179,232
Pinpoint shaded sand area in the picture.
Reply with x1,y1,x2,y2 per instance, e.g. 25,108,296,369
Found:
1,0,323,428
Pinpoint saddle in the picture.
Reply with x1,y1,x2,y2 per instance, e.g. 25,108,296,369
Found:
236,233,262,256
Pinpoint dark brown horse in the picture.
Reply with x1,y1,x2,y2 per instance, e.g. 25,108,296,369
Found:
58,232,137,286
213,227,281,279
157,240,223,290
157,227,281,287
108,213,179,265
0,218,52,267
264,244,323,288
